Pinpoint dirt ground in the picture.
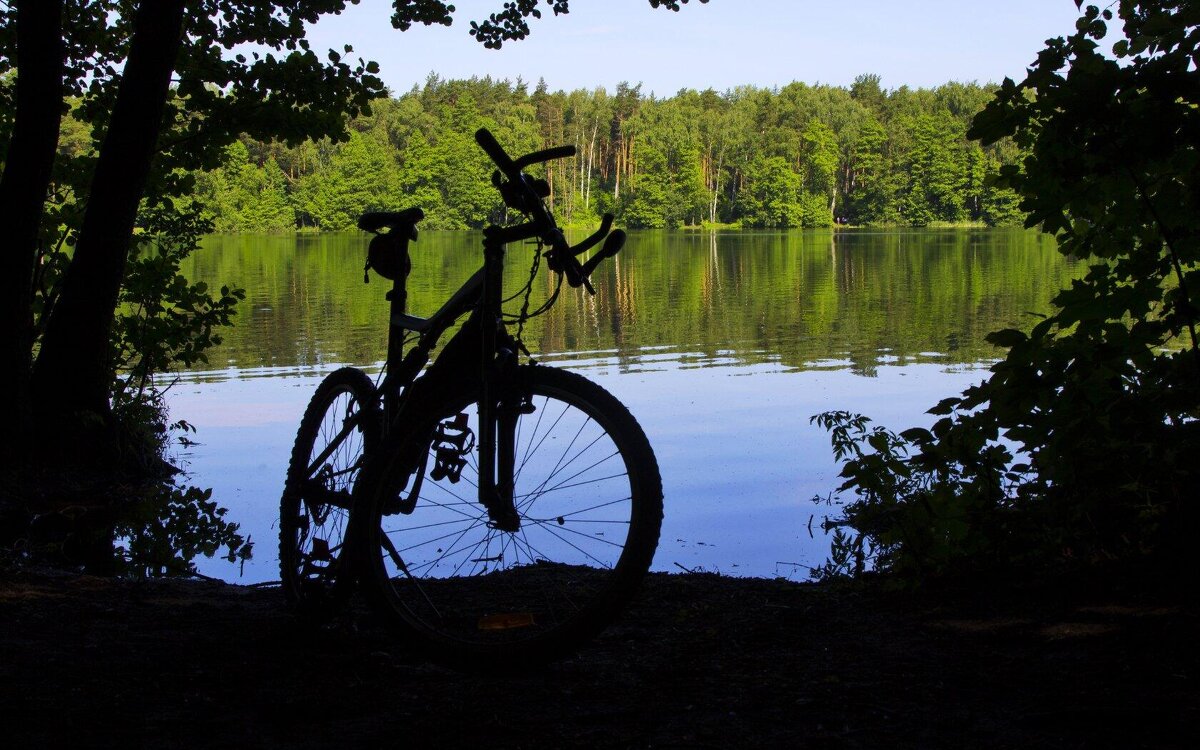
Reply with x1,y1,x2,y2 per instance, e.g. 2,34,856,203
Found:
1,567,1196,749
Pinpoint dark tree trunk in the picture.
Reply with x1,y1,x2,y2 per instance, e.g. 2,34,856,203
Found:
0,0,65,468
31,0,186,444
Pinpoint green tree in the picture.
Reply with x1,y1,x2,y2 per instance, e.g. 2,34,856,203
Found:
297,130,399,230
799,119,838,226
620,99,706,227
846,115,898,224
978,152,1023,226
621,140,672,228
900,113,966,225
200,142,294,232
395,129,450,225
740,156,802,228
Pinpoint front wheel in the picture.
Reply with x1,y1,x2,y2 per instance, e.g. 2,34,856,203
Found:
355,366,662,668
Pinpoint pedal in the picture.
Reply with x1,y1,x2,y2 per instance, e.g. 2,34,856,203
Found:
429,413,474,484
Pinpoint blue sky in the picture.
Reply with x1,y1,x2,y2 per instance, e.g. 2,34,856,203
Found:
303,0,1086,95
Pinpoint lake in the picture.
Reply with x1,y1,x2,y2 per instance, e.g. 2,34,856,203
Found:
171,228,1073,583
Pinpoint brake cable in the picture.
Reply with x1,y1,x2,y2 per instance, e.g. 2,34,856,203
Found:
500,237,564,357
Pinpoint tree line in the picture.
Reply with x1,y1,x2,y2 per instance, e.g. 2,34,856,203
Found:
190,73,1024,232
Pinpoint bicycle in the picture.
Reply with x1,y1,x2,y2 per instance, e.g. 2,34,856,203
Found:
279,128,663,668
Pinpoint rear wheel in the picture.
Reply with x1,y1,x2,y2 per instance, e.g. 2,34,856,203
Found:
355,366,662,668
280,367,379,610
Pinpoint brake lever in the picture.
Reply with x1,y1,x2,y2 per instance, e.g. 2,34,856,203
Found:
545,232,595,294
554,255,595,294
552,230,624,296
580,230,625,280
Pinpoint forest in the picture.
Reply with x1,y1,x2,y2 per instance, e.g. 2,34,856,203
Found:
176,74,1024,232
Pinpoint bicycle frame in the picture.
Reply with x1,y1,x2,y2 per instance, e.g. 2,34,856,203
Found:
375,229,521,530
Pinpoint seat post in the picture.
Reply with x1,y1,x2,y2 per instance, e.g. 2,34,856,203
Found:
381,231,413,419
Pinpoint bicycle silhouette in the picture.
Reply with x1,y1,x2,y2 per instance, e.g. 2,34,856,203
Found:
279,129,663,668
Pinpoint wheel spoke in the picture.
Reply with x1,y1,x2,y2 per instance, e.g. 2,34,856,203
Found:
525,496,633,522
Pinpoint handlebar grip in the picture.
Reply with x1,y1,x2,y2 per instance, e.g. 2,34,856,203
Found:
570,213,614,256
475,128,517,176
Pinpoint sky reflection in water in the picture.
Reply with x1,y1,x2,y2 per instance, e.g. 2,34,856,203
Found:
171,354,989,583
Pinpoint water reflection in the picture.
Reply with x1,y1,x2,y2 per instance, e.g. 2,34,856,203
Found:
187,228,1066,375
175,229,1075,582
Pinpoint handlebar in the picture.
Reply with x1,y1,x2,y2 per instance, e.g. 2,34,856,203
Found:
473,128,623,294
474,128,519,178
475,129,578,178
515,145,577,172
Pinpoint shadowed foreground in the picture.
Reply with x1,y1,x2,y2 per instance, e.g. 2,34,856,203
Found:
1,569,1195,748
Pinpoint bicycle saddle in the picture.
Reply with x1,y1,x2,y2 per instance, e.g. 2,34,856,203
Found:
358,207,424,234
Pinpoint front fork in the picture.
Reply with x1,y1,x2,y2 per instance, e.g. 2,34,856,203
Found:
490,351,524,532
478,237,522,532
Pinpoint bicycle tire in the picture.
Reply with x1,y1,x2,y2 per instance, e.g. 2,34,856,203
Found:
354,365,662,668
280,367,380,610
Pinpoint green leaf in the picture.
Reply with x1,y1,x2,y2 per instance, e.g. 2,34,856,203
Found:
927,397,961,416
985,329,1027,348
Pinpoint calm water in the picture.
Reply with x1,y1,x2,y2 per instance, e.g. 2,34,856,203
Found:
171,228,1073,582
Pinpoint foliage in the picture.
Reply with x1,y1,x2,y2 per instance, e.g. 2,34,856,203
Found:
811,411,1016,581
815,0,1200,583
197,143,294,232
113,234,245,417
464,0,708,48
193,75,1025,231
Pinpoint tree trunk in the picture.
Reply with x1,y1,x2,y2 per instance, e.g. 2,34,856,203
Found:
31,0,186,438
710,151,724,224
613,123,623,202
585,123,597,212
0,0,65,468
